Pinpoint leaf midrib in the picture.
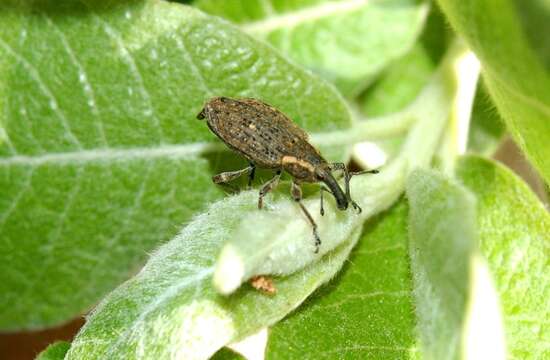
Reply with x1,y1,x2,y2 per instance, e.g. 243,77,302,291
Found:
0,142,224,166
0,128,352,166
242,0,372,33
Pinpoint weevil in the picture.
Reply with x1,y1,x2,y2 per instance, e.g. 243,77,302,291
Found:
197,97,378,253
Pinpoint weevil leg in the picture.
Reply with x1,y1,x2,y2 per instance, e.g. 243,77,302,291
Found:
247,163,256,189
319,186,332,216
212,165,255,189
292,181,321,253
329,163,379,214
258,170,282,209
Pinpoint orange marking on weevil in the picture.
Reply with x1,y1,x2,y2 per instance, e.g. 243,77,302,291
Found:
281,155,315,173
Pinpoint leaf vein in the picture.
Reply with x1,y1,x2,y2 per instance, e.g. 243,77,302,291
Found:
243,0,370,33
15,166,85,313
0,166,34,231
83,160,154,298
43,15,109,147
323,290,410,310
0,142,225,166
90,13,165,144
176,35,213,97
0,37,83,150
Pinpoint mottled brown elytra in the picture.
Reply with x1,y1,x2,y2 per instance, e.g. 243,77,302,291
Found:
197,97,378,253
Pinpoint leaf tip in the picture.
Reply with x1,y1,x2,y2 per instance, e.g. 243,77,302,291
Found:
213,244,245,295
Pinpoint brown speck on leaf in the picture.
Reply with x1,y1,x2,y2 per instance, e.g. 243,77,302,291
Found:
250,275,276,295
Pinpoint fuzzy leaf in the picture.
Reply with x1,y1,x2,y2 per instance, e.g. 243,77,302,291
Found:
0,0,351,330
407,168,476,359
65,193,358,360
266,167,486,359
266,200,418,359
360,5,451,117
437,0,550,185
458,156,550,359
196,0,430,95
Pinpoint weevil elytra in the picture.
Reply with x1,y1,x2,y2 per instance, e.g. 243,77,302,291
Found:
197,97,378,253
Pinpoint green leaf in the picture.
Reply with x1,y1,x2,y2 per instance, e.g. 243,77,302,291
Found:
266,167,491,359
356,5,451,161
65,194,358,359
436,0,550,185
359,43,438,117
360,5,451,117
458,156,550,359
406,168,476,359
266,200,418,359
0,0,351,330
36,341,71,360
196,0,430,95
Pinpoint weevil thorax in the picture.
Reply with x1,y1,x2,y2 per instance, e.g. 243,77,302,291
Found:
281,155,319,182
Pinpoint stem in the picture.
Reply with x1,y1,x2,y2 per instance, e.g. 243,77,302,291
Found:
437,50,481,176
349,41,470,222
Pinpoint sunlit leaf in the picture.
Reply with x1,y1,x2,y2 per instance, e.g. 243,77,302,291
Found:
407,168,476,359
458,156,550,359
197,0,429,95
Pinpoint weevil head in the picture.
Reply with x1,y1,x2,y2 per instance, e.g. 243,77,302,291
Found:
196,108,206,120
196,97,232,120
315,166,348,211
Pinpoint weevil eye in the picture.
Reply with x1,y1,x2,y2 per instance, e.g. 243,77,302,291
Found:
196,109,206,120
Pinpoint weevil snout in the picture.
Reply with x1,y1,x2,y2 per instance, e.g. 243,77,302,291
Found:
317,168,348,210
334,191,348,210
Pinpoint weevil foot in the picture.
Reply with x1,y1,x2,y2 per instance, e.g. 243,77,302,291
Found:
313,230,321,254
351,200,362,214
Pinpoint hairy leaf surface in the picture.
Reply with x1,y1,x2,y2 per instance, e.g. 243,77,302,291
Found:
407,168,476,359
458,156,550,359
66,193,358,360
197,0,429,95
266,201,418,359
